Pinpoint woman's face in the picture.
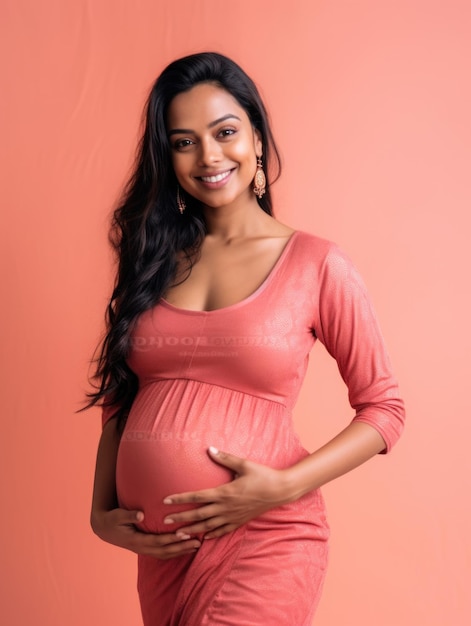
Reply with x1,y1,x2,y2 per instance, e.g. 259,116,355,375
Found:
167,83,262,210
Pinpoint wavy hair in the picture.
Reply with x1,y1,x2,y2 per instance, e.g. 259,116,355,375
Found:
82,52,282,429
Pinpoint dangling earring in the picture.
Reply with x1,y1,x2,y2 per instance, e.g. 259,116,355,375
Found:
177,185,186,214
253,157,266,198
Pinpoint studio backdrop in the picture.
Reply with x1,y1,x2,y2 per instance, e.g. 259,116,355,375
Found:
1,1,470,624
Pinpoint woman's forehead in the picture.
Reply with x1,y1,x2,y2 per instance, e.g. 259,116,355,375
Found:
167,83,248,129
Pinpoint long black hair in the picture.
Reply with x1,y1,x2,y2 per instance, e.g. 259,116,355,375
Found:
82,52,282,429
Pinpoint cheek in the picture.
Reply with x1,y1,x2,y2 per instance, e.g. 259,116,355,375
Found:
229,142,258,169
171,155,190,180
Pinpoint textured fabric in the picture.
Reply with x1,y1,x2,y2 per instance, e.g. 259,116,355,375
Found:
102,231,405,625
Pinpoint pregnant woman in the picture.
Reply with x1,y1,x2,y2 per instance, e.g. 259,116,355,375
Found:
86,52,405,625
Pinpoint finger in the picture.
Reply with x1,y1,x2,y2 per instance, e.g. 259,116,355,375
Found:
163,504,221,526
132,532,201,558
152,535,202,559
204,523,238,540
157,544,200,560
163,487,218,505
116,509,145,524
173,516,227,537
207,446,248,474
142,540,201,559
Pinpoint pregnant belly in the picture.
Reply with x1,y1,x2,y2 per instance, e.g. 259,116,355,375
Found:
115,379,304,534
116,434,233,533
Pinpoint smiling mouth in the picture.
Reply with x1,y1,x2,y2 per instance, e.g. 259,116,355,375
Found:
198,170,233,183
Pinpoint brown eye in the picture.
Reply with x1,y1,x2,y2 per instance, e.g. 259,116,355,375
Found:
218,128,236,138
174,138,194,150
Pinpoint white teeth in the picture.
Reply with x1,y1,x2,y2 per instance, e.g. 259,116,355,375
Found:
200,171,231,183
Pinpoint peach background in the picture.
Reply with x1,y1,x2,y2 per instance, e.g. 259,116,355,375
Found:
1,0,470,624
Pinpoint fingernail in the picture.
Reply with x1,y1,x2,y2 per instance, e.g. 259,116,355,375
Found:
176,533,191,540
164,518,174,524
209,446,219,454
163,498,173,504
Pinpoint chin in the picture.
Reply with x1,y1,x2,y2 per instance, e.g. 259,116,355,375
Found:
200,191,254,211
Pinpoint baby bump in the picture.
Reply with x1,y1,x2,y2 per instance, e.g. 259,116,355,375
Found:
116,430,233,533
115,379,305,533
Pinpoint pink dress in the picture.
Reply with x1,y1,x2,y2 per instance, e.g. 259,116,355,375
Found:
102,231,405,626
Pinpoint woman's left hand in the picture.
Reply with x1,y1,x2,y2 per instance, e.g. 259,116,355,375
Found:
162,447,294,539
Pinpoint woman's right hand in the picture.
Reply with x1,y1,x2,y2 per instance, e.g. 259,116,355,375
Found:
91,508,201,560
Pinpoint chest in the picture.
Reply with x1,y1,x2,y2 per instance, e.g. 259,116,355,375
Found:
164,237,293,312
128,269,317,406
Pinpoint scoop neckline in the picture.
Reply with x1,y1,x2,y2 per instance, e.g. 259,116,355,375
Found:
159,230,300,315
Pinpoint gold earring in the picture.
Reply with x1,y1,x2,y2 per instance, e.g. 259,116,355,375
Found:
253,157,266,198
177,186,186,214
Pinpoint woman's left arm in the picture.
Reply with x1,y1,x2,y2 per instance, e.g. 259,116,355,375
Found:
163,243,405,537
161,422,384,539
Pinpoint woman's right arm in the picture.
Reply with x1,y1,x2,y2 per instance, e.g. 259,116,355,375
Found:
90,417,201,559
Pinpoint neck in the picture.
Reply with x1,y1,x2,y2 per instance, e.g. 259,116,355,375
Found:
202,197,271,242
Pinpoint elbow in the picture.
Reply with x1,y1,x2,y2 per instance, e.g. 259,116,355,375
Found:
352,397,406,454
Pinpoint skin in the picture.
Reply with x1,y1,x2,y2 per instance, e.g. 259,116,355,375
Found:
90,83,386,557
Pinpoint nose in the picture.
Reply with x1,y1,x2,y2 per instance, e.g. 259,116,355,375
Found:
198,137,222,166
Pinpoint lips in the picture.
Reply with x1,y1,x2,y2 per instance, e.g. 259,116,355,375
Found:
197,169,233,183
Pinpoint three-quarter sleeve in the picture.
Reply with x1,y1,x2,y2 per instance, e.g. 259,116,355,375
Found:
313,244,405,452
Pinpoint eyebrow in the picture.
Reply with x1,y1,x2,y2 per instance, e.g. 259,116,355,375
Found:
168,114,242,136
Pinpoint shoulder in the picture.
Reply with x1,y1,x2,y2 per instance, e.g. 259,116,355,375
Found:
288,231,363,291
290,230,345,266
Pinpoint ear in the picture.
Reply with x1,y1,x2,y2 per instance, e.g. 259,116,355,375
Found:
253,128,263,158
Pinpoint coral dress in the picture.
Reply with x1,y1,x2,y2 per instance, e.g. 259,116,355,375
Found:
102,231,405,626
